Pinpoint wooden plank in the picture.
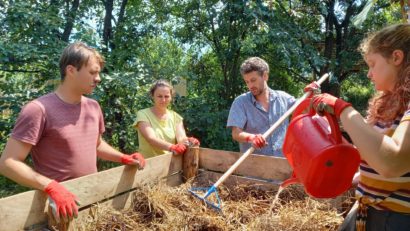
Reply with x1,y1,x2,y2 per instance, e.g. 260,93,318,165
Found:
183,147,199,182
48,173,183,231
195,169,280,192
54,192,137,231
198,148,292,181
65,153,182,207
0,153,182,231
0,190,48,231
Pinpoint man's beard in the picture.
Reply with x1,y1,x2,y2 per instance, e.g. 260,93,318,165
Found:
251,88,263,96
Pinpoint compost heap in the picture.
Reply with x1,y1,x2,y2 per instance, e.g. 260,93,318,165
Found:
78,182,352,231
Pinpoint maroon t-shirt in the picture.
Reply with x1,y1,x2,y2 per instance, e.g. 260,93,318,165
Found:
12,93,105,182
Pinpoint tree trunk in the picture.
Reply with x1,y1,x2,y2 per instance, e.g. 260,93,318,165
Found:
61,0,80,42
320,1,336,95
103,0,114,53
118,0,128,28
111,0,128,51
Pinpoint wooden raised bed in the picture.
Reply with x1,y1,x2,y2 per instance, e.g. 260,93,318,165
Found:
0,147,309,230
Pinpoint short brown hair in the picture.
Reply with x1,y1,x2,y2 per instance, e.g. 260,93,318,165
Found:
59,42,105,80
240,57,269,76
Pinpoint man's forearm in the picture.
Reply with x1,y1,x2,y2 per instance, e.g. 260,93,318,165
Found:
0,158,51,190
232,127,249,143
0,138,52,190
96,139,124,162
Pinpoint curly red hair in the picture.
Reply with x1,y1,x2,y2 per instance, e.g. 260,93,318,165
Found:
359,24,410,125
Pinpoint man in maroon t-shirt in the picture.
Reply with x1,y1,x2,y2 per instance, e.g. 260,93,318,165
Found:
0,42,146,223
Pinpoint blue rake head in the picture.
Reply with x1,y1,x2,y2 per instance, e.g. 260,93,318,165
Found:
189,185,222,211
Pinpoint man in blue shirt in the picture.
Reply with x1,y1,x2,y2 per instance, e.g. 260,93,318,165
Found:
227,57,295,157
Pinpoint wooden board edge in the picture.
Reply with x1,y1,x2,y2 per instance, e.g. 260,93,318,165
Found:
0,153,182,230
45,173,183,231
195,169,281,192
198,148,292,181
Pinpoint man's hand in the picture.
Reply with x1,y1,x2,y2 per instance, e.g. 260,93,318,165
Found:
187,137,200,146
44,180,79,223
121,153,146,169
311,93,352,117
246,134,267,149
169,144,187,155
304,81,320,95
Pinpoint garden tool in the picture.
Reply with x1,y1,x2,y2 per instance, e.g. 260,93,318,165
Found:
189,73,331,211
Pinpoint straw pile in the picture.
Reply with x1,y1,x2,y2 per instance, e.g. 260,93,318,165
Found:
77,181,350,231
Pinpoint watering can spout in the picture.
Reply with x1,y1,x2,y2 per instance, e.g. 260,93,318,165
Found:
280,173,299,188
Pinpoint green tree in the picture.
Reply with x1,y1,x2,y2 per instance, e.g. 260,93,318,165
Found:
0,0,405,197
251,0,401,98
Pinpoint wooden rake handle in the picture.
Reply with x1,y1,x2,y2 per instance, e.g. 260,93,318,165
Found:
212,73,330,188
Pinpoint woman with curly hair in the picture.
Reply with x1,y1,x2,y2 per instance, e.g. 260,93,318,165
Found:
312,24,410,231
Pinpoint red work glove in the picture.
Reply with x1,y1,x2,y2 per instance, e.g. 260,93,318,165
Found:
304,81,320,95
44,180,79,223
121,153,146,169
169,144,187,155
187,137,200,146
246,134,266,149
311,93,352,117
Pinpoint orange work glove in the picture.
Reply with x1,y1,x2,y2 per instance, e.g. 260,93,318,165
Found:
121,153,146,169
169,144,187,155
311,93,352,118
44,180,80,223
187,137,200,146
246,134,267,149
303,81,320,95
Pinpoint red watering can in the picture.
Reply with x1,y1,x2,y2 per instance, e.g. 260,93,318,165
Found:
282,99,360,198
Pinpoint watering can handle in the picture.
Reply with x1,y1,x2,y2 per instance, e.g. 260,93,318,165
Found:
211,73,331,189
322,111,343,144
289,79,342,144
291,98,312,120
295,99,343,144
303,101,342,144
292,100,343,144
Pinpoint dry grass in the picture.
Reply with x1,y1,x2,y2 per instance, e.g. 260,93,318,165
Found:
76,182,347,231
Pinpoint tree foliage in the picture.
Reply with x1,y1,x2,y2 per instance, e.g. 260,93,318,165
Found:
0,0,404,197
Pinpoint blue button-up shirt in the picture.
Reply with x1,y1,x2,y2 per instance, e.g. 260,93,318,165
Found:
227,88,295,157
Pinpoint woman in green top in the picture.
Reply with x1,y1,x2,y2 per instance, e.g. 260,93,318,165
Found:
135,80,199,158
